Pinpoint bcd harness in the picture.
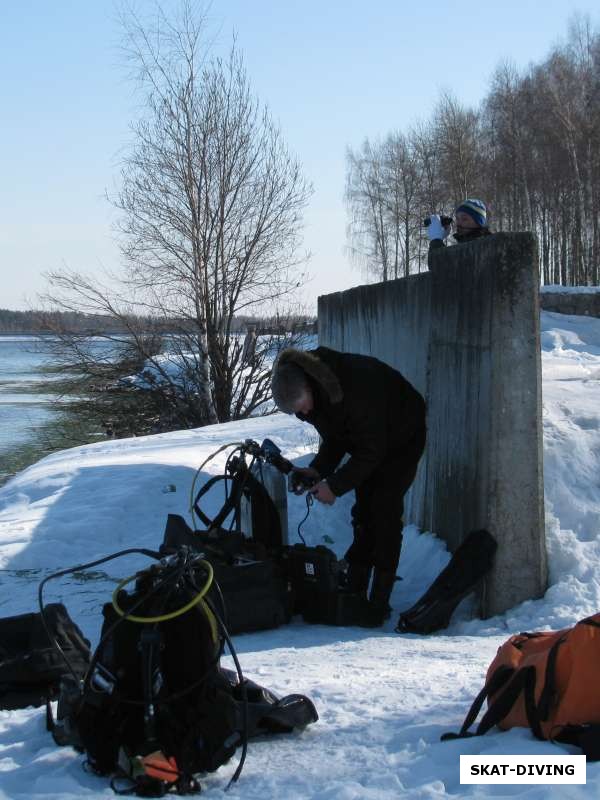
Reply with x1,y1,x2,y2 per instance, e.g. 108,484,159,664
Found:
40,545,317,796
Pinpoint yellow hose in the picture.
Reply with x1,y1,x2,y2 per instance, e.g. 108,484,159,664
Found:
111,560,214,625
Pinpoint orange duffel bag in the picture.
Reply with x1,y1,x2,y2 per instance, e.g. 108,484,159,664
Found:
442,613,600,758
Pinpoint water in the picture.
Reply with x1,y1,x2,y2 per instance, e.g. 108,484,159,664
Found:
0,332,315,482
0,337,65,469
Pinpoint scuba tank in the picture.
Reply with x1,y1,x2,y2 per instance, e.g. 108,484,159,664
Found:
240,460,289,546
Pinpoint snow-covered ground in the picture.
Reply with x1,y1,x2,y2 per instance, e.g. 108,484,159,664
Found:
0,310,599,798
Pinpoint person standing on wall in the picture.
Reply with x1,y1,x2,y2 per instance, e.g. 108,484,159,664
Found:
426,198,492,267
270,346,426,627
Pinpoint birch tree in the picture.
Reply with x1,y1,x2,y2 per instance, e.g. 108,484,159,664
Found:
46,1,312,430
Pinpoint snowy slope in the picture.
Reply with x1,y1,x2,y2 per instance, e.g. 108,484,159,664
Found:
0,310,599,798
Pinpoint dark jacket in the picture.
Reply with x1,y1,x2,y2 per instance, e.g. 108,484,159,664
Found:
428,227,492,268
276,347,426,497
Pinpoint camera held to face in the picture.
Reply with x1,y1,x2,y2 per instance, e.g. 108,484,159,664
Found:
423,214,453,228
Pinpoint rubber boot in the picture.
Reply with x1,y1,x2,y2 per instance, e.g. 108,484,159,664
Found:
360,569,397,628
345,563,372,596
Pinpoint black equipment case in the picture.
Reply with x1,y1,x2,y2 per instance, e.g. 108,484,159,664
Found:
0,604,90,710
282,544,366,626
162,514,293,635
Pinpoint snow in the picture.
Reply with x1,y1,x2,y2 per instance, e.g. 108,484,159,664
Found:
120,351,200,390
1,310,600,798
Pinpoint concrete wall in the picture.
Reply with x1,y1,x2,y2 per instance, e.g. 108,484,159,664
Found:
540,289,600,317
318,233,547,617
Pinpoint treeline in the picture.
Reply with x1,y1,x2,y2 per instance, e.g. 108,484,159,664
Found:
0,308,316,335
0,309,142,334
346,15,600,286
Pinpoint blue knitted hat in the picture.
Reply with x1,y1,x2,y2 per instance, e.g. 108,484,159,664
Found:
455,198,487,227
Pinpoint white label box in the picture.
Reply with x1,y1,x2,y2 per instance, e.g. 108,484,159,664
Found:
460,755,586,784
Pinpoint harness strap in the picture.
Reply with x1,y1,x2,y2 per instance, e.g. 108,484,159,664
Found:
476,665,544,740
537,635,566,721
441,663,545,742
555,723,600,760
193,474,231,528
440,665,514,741
195,470,250,532
139,628,162,746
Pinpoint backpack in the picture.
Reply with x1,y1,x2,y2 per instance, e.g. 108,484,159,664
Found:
442,612,600,759
0,604,90,710
50,548,318,795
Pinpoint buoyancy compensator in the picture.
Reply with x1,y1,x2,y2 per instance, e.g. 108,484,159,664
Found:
44,546,317,796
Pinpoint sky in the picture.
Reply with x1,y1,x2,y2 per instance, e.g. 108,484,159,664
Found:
1,0,599,313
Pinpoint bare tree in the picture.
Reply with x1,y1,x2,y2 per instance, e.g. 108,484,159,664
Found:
346,133,427,281
432,91,482,203
482,63,535,230
345,139,392,281
381,132,421,278
45,1,312,431
346,119,469,282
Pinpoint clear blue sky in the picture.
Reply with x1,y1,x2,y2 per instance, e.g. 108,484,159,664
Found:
1,0,598,312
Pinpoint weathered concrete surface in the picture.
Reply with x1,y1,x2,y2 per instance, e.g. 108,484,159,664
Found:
540,288,600,317
318,232,547,617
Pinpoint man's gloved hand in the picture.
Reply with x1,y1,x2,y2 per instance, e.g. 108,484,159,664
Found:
310,480,336,506
426,214,451,242
288,466,320,495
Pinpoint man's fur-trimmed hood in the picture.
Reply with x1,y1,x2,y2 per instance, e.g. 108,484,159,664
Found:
273,348,344,404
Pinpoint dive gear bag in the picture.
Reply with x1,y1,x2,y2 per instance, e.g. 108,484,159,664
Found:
0,604,90,710
163,518,373,630
442,612,600,759
162,514,293,634
49,548,318,796
395,529,497,634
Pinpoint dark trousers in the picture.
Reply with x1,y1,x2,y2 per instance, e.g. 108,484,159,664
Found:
345,426,426,574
